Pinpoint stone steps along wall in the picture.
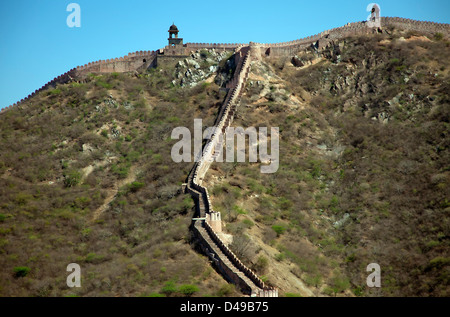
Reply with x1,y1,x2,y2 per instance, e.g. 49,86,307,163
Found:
0,50,157,115
193,220,277,297
193,221,256,295
186,46,277,296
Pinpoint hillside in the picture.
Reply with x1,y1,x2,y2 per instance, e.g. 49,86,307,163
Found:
0,51,243,296
0,24,449,297
206,28,449,296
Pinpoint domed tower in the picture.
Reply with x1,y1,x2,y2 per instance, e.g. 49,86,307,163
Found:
168,23,183,46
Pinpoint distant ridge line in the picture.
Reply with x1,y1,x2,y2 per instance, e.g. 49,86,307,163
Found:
1,17,449,114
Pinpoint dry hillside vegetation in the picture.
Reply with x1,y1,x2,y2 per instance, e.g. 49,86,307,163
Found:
0,54,242,297
0,29,448,297
205,30,449,297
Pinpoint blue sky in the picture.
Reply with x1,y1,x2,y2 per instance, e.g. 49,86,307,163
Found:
0,0,448,109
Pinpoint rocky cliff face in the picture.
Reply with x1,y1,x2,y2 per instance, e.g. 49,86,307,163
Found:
174,49,233,87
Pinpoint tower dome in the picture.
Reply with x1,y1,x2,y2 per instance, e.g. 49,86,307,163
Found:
168,23,183,46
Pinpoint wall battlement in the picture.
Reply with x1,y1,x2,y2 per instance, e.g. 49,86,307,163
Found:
2,17,448,115
185,46,279,296
261,17,450,57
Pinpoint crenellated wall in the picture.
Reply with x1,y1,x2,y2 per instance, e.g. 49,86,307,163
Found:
160,42,242,56
74,50,158,75
0,67,78,113
3,17,448,115
257,17,450,57
382,16,450,35
185,45,278,297
0,50,158,114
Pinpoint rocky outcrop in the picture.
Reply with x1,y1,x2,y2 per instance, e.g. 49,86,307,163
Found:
174,49,231,87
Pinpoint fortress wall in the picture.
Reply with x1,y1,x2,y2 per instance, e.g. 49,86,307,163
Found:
0,67,78,114
382,17,450,37
263,18,450,57
3,17,448,115
185,46,277,296
185,42,242,51
192,220,254,294
1,52,157,114
76,51,157,76
166,42,243,56
265,21,372,57
203,220,267,289
185,16,450,295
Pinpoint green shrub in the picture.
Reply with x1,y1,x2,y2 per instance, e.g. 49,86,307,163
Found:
178,284,199,297
74,196,91,209
284,293,302,297
242,219,254,228
84,252,104,263
128,181,145,192
64,170,82,187
13,266,31,278
182,196,195,211
275,252,286,262
434,32,443,41
0,214,5,222
111,163,130,179
255,256,269,273
96,80,112,89
271,225,286,236
304,273,322,287
353,286,364,296
329,272,350,296
161,281,177,296
49,89,61,96
101,129,109,138
217,283,234,297
426,257,450,270
233,205,247,215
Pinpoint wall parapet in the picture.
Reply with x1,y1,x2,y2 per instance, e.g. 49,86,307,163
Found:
4,17,447,114
256,17,449,57
1,50,158,114
186,46,277,297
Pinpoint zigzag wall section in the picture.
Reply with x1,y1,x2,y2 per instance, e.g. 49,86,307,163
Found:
186,45,278,297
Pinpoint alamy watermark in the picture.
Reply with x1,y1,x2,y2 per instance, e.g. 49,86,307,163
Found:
366,263,381,287
66,263,81,287
66,3,81,28
171,119,279,173
366,3,381,28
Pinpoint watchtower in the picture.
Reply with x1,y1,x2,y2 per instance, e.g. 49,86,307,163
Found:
368,4,381,29
168,23,183,46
